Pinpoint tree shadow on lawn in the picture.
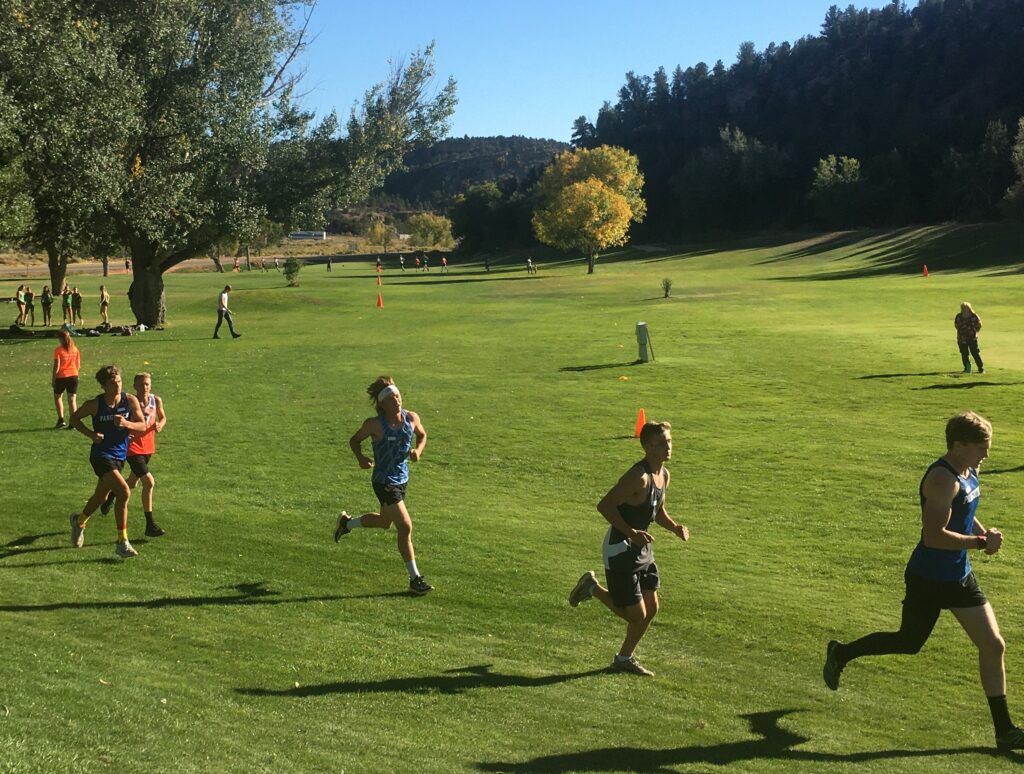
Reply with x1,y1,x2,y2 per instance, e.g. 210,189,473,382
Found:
981,464,1024,476
236,663,610,698
560,361,642,372
0,580,409,611
475,709,1006,772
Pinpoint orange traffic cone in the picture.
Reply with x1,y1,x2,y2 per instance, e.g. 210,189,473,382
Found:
633,408,646,438
376,291,384,308
923,264,929,277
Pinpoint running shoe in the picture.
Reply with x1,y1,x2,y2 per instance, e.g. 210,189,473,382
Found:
70,513,84,548
997,725,1024,751
115,540,138,558
99,494,114,516
333,512,351,542
409,576,433,596
54,419,66,429
612,655,654,676
823,640,844,690
569,570,598,607
145,522,166,538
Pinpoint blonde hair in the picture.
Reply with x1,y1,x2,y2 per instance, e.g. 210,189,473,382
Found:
945,411,991,448
960,302,976,315
134,372,151,388
639,421,672,446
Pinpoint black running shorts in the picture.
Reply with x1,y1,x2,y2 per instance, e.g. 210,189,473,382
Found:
90,455,125,478
605,562,660,608
127,454,152,477
372,481,407,507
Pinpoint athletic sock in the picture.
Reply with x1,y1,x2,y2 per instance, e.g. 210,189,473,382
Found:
989,695,1014,736
118,528,128,541
615,653,632,662
77,515,89,528
405,559,420,579
144,511,154,526
349,516,363,529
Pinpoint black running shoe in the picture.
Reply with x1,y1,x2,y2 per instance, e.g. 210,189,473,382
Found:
823,640,844,690
409,575,433,596
99,494,115,516
997,726,1024,751
145,522,166,537
333,512,351,542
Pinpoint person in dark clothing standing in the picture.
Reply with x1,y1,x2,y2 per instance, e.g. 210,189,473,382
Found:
213,285,241,339
824,411,1024,751
954,302,984,373
568,421,689,676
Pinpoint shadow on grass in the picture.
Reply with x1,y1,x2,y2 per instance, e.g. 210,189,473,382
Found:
0,557,122,570
475,710,1004,772
0,580,409,611
981,465,1024,476
560,361,642,373
236,663,610,698
2,532,61,548
0,426,63,434
912,381,1023,391
857,371,949,380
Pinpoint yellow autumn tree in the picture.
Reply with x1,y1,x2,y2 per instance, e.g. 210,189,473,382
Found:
532,145,645,273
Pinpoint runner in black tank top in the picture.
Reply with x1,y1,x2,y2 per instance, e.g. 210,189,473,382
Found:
567,421,690,677
822,411,1024,751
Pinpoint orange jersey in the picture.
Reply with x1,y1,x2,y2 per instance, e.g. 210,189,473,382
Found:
53,346,80,378
128,394,158,455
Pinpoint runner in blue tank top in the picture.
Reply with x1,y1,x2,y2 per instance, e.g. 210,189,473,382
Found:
334,376,432,596
568,421,690,677
68,365,147,558
823,411,1024,751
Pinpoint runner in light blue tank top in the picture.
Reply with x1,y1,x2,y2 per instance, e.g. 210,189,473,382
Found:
334,376,433,596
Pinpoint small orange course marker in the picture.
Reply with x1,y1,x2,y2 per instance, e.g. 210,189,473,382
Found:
376,291,384,308
923,264,929,277
634,408,646,438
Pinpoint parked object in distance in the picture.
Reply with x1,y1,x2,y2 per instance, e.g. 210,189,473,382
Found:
287,230,326,241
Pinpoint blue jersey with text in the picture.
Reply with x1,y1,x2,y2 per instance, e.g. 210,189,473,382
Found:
906,458,979,582
371,411,413,485
91,391,132,462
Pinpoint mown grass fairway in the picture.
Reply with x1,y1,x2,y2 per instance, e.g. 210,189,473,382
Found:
3,225,1024,772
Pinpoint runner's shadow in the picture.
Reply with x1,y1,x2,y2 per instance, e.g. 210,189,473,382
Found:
236,664,610,698
913,381,1021,391
982,465,1024,476
560,361,642,372
476,710,1004,772
2,532,61,548
857,372,948,380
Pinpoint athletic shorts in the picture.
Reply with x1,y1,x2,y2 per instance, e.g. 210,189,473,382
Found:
605,562,660,608
90,455,125,478
53,376,79,395
127,454,151,477
372,481,407,507
904,569,987,610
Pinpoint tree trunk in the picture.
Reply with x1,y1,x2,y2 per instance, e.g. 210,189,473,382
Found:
127,250,166,327
587,251,596,274
245,245,251,271
46,244,69,293
101,256,109,277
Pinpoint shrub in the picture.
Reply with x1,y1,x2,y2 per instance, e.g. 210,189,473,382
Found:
283,257,303,286
661,277,673,298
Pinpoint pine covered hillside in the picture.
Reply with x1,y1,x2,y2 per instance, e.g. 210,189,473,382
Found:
381,136,568,207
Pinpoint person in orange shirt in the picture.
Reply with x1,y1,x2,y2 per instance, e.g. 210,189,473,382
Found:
100,372,166,537
52,329,81,428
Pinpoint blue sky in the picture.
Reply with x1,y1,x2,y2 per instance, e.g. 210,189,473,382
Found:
296,0,893,143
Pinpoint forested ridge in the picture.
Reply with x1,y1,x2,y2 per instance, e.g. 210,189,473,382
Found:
381,136,568,207
572,0,1024,236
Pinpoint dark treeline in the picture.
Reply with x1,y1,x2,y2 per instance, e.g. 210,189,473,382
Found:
380,135,568,208
572,0,1024,237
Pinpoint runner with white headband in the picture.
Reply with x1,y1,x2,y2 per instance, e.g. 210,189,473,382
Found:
334,375,433,596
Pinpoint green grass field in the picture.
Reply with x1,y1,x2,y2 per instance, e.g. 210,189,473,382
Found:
2,224,1024,773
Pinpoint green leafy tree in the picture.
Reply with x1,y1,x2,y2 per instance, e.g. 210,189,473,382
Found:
808,154,870,227
366,219,397,252
532,146,645,273
406,212,454,248
1003,117,1024,220
0,2,135,291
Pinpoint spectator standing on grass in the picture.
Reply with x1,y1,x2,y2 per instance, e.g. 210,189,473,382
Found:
334,376,433,596
213,284,241,339
99,285,110,325
568,421,689,676
40,286,53,326
14,285,25,325
399,255,405,271
52,329,81,428
955,302,984,374
23,286,35,325
440,256,448,274
823,411,1024,752
71,287,84,325
327,257,332,273
61,285,73,324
